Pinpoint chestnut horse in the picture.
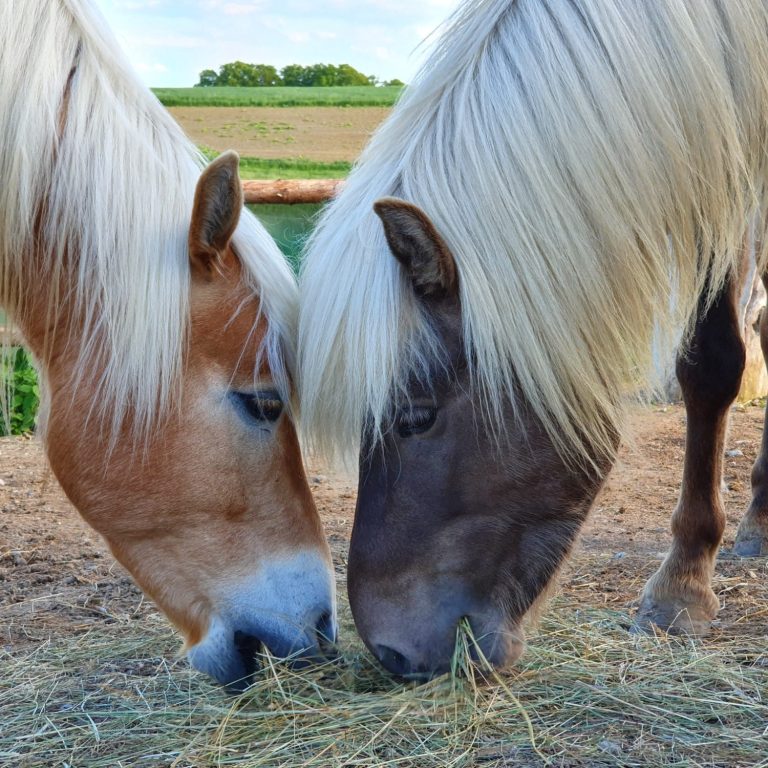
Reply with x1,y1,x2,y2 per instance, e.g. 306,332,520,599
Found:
300,0,768,678
0,0,335,689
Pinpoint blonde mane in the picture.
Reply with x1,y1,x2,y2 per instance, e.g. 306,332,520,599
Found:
299,0,768,465
0,0,297,440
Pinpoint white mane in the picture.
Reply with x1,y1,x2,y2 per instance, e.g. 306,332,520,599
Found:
299,0,768,465
0,0,297,440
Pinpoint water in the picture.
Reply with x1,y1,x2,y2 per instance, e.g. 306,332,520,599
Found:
249,203,323,272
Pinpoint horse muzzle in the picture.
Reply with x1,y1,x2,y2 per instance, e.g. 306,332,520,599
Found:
350,577,523,680
187,551,337,690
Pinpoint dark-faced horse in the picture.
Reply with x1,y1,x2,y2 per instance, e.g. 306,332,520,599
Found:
299,0,768,678
0,0,335,688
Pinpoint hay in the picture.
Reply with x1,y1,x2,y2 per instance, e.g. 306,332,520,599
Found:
2,558,767,768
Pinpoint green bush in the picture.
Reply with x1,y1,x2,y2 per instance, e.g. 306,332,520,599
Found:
1,348,39,435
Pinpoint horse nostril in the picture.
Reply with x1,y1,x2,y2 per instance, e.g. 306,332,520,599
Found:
315,611,337,654
375,644,412,677
233,630,264,679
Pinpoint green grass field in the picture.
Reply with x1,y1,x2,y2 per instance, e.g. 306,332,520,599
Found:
154,86,402,108
238,157,350,180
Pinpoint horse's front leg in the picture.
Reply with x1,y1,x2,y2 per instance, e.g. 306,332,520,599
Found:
734,270,768,555
636,271,745,634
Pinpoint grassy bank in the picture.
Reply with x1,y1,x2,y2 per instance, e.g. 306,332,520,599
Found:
238,157,350,180
197,147,350,180
154,86,402,108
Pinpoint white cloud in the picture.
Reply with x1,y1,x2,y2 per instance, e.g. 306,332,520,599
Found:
221,1,265,14
114,0,161,8
134,61,169,72
325,0,455,14
126,33,208,49
198,0,265,9
286,31,310,44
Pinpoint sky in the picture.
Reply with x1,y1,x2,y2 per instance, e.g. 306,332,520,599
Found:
94,0,462,87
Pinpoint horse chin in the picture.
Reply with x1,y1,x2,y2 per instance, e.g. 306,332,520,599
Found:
186,615,257,690
469,617,526,673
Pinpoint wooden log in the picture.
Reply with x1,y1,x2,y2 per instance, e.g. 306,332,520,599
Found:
242,179,344,205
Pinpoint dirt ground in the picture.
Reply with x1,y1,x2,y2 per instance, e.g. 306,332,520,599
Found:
168,106,389,161
2,403,767,657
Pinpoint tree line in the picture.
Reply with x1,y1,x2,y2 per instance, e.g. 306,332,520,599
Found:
196,61,404,88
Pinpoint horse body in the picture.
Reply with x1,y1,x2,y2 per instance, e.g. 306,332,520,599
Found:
300,0,768,677
1,0,335,688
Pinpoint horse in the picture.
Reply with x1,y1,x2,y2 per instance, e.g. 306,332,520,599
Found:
299,0,768,679
0,0,336,689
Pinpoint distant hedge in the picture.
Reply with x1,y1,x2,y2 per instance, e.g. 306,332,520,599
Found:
196,61,405,88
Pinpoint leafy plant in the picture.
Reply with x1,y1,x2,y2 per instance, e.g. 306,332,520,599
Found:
1,347,39,435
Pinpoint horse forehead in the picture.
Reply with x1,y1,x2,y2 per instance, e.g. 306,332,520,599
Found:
190,279,269,373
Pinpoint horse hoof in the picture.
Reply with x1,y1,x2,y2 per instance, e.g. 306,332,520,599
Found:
733,513,768,557
633,597,715,637
731,536,768,557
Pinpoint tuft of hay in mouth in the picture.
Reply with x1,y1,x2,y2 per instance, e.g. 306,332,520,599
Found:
2,559,767,768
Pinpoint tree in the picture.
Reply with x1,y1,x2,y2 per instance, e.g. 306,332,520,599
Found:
301,63,325,86
251,64,282,87
280,64,306,87
210,61,283,87
337,63,373,86
194,61,385,87
196,68,218,87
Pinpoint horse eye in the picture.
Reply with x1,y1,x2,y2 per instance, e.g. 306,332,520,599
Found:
231,390,283,423
397,406,437,437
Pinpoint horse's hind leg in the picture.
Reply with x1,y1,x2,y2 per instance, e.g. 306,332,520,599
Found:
636,270,745,634
734,270,768,555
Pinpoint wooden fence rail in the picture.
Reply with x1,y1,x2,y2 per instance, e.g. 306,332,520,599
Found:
242,179,344,205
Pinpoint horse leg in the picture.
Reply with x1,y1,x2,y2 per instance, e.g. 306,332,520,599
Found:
636,271,745,634
734,270,768,555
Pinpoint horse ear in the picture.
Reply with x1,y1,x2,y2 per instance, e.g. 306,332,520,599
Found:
189,150,243,278
373,197,458,299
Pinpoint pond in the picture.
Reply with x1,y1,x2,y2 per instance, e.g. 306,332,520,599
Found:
249,203,323,272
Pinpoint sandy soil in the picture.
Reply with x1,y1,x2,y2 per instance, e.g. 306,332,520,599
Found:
2,404,767,656
168,106,389,161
